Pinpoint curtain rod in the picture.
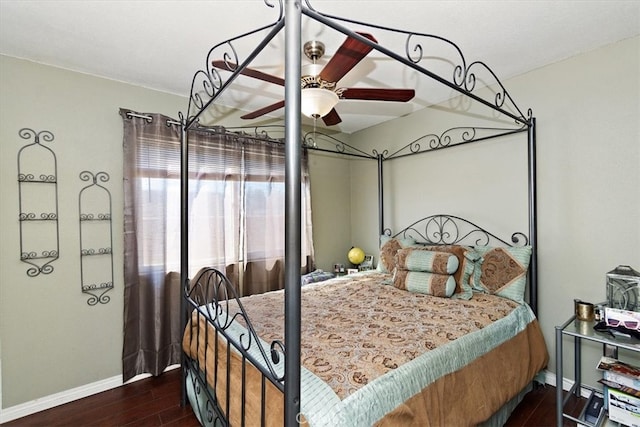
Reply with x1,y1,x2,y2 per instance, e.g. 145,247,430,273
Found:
125,110,287,145
125,111,181,126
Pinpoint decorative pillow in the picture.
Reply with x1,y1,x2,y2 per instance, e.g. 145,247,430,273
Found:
301,269,335,285
470,246,532,304
395,248,459,274
393,269,456,298
377,235,417,273
419,245,479,300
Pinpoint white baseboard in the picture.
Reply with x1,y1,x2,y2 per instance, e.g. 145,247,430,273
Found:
543,369,592,398
0,367,580,423
0,365,180,424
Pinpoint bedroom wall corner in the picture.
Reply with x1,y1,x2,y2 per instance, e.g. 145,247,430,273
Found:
307,148,353,272
0,55,185,412
512,35,640,385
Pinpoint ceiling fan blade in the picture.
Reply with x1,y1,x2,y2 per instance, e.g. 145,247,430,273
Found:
320,32,377,83
322,108,342,126
340,88,415,102
212,60,285,87
240,100,286,120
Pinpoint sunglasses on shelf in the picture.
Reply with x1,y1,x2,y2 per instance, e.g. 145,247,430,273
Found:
606,318,639,330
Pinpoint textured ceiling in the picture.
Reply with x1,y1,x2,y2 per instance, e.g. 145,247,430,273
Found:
1,0,638,133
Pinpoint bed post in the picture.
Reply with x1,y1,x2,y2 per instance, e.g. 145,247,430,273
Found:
179,120,188,406
284,0,302,425
528,116,538,315
378,153,384,236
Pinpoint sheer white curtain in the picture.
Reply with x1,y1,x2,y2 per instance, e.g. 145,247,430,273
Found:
187,126,315,295
120,110,314,380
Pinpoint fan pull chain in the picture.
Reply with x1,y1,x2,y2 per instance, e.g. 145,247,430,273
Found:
312,116,318,148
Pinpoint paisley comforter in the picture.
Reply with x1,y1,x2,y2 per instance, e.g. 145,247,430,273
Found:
183,271,548,426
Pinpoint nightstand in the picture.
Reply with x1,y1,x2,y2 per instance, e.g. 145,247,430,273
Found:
555,315,640,427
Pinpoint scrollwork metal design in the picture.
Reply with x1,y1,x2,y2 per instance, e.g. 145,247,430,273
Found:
80,213,111,221
21,250,59,260
302,1,530,126
81,281,113,290
183,356,225,425
511,232,529,247
302,131,377,159
17,128,59,277
384,125,526,160
24,262,54,278
78,171,114,305
18,173,57,182
19,128,54,143
80,248,112,256
391,214,528,247
186,1,284,126
185,268,287,385
85,291,112,306
19,212,58,220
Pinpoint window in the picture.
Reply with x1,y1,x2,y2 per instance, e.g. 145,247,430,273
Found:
133,127,314,291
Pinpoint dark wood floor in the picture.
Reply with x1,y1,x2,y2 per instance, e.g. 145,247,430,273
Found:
3,368,585,426
2,368,199,427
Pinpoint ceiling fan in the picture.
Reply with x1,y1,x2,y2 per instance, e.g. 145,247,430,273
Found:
211,32,416,126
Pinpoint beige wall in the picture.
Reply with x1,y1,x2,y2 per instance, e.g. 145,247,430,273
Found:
524,35,639,380
348,36,640,384
307,150,353,271
0,55,183,408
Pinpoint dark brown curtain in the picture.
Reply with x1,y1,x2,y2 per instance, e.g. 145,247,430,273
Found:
120,110,314,381
121,110,183,382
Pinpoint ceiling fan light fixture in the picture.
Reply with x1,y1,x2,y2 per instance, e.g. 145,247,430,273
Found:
301,63,323,78
300,88,339,118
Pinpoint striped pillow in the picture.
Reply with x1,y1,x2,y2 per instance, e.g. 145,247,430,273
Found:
393,269,456,297
395,248,459,274
419,245,479,300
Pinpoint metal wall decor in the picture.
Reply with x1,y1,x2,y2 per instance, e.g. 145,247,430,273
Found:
17,128,60,277
78,171,114,305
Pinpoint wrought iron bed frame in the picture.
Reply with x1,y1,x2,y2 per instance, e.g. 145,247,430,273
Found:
179,1,537,425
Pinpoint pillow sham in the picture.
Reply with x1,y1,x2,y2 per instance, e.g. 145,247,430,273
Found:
470,245,532,304
395,248,459,274
393,269,456,298
419,245,479,300
377,235,417,273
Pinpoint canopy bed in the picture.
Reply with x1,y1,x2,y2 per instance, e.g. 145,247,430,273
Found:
179,1,545,426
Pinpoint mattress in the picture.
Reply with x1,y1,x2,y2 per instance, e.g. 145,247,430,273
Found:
182,271,548,426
